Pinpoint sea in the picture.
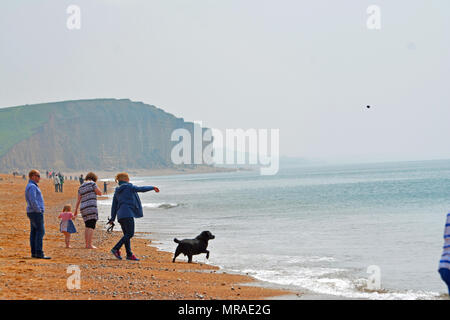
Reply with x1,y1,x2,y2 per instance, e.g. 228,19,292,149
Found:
97,159,450,300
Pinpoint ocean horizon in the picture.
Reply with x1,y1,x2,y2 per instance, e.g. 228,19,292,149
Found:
98,159,450,300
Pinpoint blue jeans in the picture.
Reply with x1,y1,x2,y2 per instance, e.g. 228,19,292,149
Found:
439,268,450,295
27,212,45,256
113,217,135,257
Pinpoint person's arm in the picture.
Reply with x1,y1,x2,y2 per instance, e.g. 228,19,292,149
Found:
109,194,118,223
445,213,450,239
74,193,81,217
94,185,102,196
132,185,159,193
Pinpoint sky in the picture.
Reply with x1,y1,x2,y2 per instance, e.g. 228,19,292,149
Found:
0,1,449,163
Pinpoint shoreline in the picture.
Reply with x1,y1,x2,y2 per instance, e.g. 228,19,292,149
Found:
2,165,251,182
0,173,292,300
134,232,304,300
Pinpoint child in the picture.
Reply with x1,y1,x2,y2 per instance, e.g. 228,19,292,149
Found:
108,172,159,260
58,204,77,248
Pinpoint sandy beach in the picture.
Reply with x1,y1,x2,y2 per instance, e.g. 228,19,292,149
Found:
0,173,292,300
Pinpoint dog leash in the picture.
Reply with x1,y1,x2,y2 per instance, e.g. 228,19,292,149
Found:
106,218,115,233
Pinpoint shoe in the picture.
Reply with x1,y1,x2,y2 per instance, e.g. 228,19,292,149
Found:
111,249,122,260
126,254,139,261
35,255,51,259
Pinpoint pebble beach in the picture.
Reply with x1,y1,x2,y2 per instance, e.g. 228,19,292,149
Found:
0,174,291,300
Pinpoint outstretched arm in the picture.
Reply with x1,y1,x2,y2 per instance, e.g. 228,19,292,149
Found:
132,185,159,193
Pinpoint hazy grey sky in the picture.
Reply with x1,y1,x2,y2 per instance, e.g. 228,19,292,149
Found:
1,1,449,162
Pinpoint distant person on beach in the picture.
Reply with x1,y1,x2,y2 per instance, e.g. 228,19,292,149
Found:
59,174,64,193
58,204,77,248
439,212,450,295
25,170,50,259
53,174,60,192
104,181,107,194
108,172,159,261
74,172,102,249
79,174,84,185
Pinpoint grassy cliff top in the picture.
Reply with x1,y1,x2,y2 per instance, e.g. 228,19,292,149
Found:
0,98,182,159
0,103,54,158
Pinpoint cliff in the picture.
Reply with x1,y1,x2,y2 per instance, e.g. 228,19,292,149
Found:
0,99,206,171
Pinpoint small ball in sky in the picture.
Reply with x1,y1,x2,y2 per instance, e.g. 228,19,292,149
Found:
366,105,371,109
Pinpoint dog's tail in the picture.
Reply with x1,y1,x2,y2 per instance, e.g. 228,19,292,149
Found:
173,238,181,243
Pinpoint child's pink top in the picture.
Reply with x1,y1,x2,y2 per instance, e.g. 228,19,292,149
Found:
59,211,74,221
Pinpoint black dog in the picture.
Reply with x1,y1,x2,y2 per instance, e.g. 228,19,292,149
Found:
172,231,215,263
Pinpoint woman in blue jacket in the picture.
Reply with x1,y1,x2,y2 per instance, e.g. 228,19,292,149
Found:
108,172,159,260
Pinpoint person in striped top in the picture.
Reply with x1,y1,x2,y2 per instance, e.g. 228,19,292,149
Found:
438,212,450,295
74,172,102,249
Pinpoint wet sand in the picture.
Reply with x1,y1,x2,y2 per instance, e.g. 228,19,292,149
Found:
0,174,292,300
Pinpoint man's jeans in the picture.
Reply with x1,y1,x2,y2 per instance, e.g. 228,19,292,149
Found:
113,217,135,257
27,212,45,256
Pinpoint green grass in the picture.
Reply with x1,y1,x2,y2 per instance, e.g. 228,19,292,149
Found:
0,103,58,158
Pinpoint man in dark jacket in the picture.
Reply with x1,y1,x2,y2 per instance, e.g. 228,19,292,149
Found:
108,172,159,261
